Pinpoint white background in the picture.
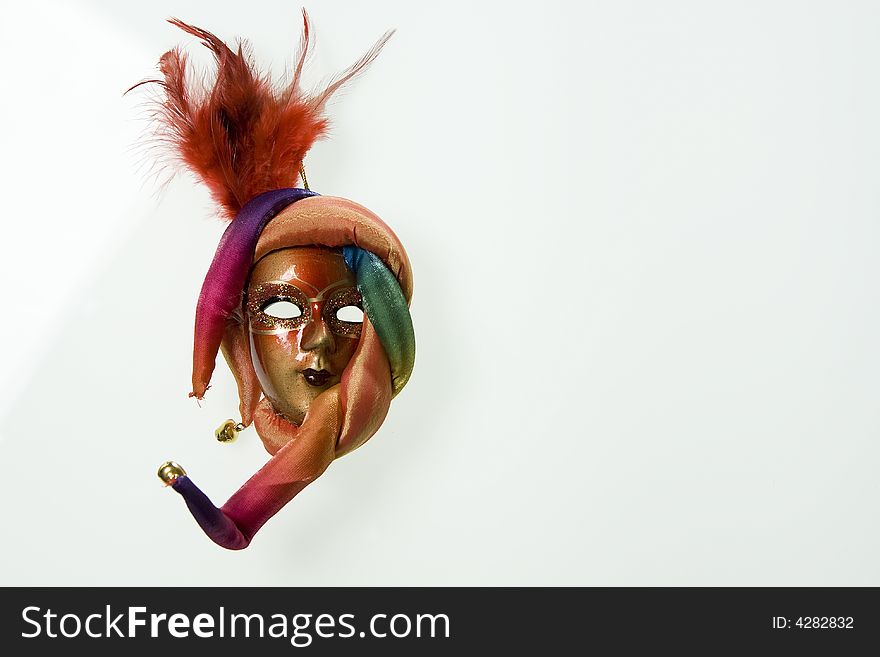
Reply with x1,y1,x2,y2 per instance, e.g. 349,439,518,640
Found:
0,0,878,585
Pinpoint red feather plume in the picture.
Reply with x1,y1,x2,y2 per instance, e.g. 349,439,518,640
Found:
130,10,393,219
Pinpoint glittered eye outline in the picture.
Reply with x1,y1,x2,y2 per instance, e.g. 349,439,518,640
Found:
247,282,310,331
323,287,364,339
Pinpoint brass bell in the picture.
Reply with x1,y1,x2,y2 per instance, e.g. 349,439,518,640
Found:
215,419,244,443
157,461,186,484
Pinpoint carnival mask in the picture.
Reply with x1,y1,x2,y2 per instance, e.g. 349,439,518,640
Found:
134,13,415,549
247,247,363,425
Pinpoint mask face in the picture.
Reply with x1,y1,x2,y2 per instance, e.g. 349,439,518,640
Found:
246,247,363,424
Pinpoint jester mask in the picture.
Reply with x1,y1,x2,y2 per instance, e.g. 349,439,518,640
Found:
134,13,415,549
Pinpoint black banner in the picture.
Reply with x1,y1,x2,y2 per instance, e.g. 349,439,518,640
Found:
1,588,877,653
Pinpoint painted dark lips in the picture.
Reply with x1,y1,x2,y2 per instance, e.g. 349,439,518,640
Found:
302,368,334,387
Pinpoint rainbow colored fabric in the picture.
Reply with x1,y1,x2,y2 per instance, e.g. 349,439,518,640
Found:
170,189,414,549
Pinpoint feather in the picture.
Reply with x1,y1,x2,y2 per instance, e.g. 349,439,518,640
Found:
129,10,392,220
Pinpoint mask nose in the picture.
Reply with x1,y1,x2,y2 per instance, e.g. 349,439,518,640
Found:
300,301,336,353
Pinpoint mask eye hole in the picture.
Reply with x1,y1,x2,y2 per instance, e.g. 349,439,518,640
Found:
261,298,302,319
335,305,364,323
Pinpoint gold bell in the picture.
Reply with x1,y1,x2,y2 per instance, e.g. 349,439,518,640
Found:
215,419,245,443
157,461,186,484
